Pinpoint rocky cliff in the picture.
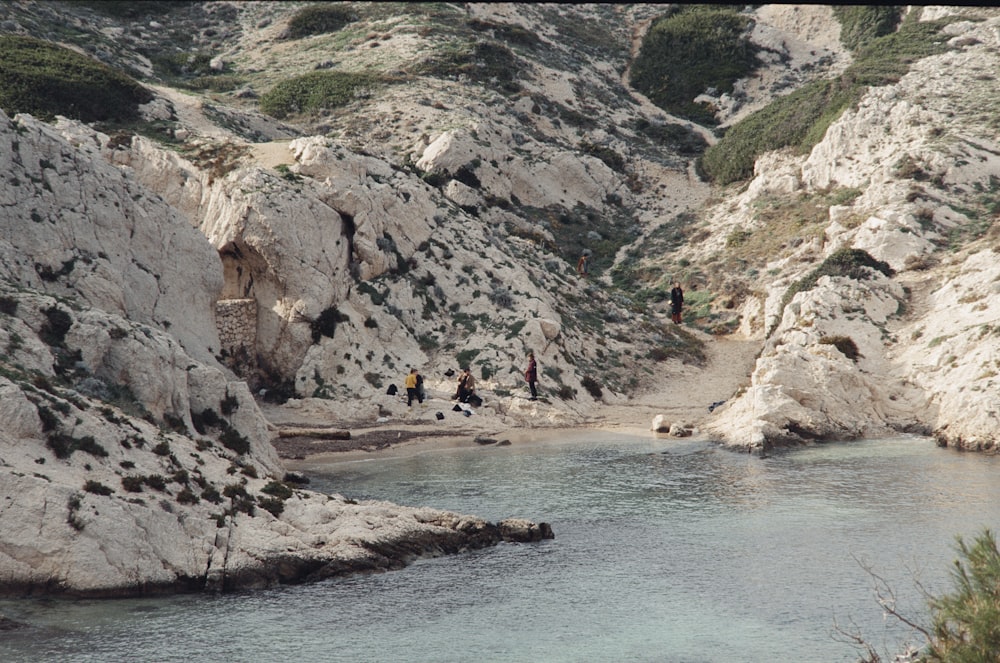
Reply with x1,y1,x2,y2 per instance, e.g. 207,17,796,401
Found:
1,2,999,595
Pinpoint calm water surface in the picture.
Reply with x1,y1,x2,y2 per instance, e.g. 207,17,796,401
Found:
3,433,999,662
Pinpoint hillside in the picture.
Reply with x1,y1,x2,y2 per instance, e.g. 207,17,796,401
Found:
2,2,1000,595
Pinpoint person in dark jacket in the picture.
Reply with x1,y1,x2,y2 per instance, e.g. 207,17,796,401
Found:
670,282,684,324
453,367,475,403
525,352,538,401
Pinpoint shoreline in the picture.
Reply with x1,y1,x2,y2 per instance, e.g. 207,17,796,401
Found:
279,417,696,469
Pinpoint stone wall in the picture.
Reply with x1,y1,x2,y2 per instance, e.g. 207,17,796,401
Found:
216,298,257,358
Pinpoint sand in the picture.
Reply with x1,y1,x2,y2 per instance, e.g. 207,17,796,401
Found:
269,331,762,467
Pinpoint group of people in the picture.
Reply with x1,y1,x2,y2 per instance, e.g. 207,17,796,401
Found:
399,279,681,409
402,352,540,407
453,351,538,403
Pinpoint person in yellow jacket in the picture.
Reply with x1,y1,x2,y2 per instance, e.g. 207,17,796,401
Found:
405,368,424,406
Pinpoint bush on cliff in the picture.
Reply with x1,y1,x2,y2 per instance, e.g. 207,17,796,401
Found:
0,35,152,123
630,5,758,126
832,6,902,53
260,71,377,119
284,4,356,39
772,248,894,336
698,14,950,185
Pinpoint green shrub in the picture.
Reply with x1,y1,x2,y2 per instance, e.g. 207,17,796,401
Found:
201,485,223,504
39,306,73,348
176,488,199,505
417,41,521,94
121,475,144,492
285,4,356,39
456,349,480,368
468,18,541,49
0,295,17,316
649,347,670,362
83,480,114,496
832,6,902,52
630,6,757,125
818,335,861,362
220,428,251,455
0,35,153,123
581,376,603,400
580,141,625,172
633,118,709,156
257,496,285,517
223,483,255,516
260,71,376,119
66,493,84,531
151,51,215,80
924,529,1000,661
261,480,294,500
358,282,386,306
144,474,167,491
74,1,193,18
310,307,349,343
47,433,107,459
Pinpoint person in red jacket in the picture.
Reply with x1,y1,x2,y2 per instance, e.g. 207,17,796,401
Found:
524,352,538,401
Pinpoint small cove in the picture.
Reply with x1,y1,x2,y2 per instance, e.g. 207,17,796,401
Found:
3,432,999,662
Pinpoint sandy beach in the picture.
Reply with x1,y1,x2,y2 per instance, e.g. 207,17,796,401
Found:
266,331,762,467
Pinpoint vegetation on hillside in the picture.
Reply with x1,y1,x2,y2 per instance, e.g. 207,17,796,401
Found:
283,4,357,39
629,5,759,126
71,1,196,19
699,12,951,185
774,248,894,335
259,71,380,119
0,35,152,122
832,6,903,53
415,40,523,95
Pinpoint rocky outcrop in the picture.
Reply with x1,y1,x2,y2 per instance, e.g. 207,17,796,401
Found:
705,11,1000,452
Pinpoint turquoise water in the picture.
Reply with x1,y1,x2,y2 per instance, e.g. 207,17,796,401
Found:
3,433,999,662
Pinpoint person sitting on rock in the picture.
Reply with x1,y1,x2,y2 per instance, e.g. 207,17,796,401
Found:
453,367,476,403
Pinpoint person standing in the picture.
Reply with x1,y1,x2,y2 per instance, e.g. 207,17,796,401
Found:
670,282,684,324
404,368,423,406
576,252,589,277
524,352,538,401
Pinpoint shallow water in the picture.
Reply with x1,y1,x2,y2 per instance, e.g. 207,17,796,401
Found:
3,433,999,662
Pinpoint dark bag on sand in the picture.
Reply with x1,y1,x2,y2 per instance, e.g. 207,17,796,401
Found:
435,412,445,420
386,384,398,395
452,404,463,412
467,394,483,407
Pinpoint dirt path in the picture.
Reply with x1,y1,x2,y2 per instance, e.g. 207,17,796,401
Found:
589,331,761,434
